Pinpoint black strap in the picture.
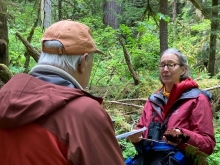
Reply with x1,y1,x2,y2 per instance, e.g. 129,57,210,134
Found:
161,106,178,135
151,104,179,136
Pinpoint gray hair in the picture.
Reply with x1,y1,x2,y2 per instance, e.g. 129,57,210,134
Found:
161,48,190,81
38,40,93,74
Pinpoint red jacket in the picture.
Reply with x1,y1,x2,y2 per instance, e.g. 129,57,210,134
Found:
0,73,124,165
137,78,216,155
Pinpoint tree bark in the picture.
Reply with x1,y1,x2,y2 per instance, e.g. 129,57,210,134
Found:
103,0,121,29
0,0,9,65
172,0,178,22
41,0,51,29
159,0,168,54
208,0,218,77
58,0,62,20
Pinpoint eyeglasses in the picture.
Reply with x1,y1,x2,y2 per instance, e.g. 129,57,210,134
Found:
158,63,181,70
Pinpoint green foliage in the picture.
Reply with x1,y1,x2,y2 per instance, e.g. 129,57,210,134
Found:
88,18,161,88
169,18,212,74
114,116,131,135
8,1,41,73
156,12,170,22
190,19,210,32
113,116,137,159
213,72,220,79
119,139,137,159
119,0,146,26
206,126,220,165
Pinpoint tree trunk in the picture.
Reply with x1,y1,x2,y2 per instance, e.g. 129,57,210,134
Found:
0,0,9,66
58,0,62,20
41,0,51,28
119,37,140,85
172,0,178,22
159,0,168,54
171,0,178,39
103,0,121,29
208,0,218,77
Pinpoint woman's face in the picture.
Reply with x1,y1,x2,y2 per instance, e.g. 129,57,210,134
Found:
159,53,186,88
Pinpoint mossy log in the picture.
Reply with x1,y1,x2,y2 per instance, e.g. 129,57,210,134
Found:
0,64,13,84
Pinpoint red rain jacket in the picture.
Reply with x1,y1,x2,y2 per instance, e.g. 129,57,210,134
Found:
0,73,124,165
137,78,215,155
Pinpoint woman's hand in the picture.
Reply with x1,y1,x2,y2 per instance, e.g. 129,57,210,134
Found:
163,135,178,146
163,128,189,146
127,132,143,143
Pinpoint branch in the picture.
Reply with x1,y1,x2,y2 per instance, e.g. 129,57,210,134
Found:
204,85,220,91
117,98,147,102
118,37,140,85
104,100,143,108
15,32,40,62
189,0,211,18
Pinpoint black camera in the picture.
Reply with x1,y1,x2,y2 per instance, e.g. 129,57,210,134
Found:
147,122,162,140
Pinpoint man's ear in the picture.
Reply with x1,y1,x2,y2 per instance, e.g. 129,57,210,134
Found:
78,53,88,73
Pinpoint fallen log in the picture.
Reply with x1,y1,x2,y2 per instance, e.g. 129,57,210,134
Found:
15,32,40,62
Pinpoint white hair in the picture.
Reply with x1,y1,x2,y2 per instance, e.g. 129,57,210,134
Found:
38,40,93,74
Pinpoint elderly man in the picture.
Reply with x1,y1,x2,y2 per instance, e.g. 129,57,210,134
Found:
0,20,124,165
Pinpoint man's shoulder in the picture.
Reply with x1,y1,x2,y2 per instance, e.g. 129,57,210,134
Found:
5,73,32,82
66,95,106,117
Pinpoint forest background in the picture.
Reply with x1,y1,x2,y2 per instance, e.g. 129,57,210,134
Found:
0,0,220,164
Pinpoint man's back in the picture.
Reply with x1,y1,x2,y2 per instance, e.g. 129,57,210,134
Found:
0,74,124,165
0,124,68,164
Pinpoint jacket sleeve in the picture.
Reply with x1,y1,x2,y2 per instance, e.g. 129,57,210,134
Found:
180,94,216,155
68,98,125,165
136,101,152,138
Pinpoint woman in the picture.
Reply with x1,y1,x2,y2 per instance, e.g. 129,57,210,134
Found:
127,48,216,164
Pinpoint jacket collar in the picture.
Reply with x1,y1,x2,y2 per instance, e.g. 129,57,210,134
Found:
30,64,83,90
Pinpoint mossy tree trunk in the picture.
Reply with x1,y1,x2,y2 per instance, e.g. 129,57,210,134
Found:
0,0,9,66
0,64,13,87
208,0,219,77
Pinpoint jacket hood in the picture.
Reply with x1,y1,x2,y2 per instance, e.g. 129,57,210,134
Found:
162,78,198,117
0,73,102,128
